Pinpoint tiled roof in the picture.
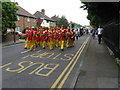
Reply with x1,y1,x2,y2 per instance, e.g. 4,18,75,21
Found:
34,11,55,21
17,6,36,18
51,15,60,21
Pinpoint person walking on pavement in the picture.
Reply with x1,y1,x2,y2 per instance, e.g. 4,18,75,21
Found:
75,29,79,40
97,25,103,44
92,29,96,39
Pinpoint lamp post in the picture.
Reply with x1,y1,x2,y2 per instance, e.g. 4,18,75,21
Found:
13,0,16,43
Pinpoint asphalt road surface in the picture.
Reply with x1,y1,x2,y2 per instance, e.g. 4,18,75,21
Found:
1,34,90,88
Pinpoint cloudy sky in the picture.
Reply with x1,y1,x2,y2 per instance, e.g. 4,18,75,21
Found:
11,0,90,26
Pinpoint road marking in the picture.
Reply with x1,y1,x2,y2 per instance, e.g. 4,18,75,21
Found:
21,55,30,59
21,50,42,59
61,54,74,61
35,64,59,76
0,63,12,69
53,53,61,59
50,36,90,89
58,36,90,88
6,61,33,72
21,50,31,54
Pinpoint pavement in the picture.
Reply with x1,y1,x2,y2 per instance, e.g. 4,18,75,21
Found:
2,39,25,47
74,36,119,89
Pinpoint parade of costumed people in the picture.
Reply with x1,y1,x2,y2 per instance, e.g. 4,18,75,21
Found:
24,25,81,51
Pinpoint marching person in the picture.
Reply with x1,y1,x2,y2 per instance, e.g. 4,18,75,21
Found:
54,29,59,47
60,29,66,51
48,29,54,50
24,29,30,49
70,29,76,47
65,28,71,48
29,29,35,51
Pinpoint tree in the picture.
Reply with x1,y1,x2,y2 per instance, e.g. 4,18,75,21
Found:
80,2,119,27
58,16,69,28
2,1,18,34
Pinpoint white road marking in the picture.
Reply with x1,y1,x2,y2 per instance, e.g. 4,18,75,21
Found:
21,50,31,54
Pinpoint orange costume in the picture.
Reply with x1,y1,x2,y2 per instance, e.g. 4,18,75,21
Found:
70,30,76,47
59,30,65,51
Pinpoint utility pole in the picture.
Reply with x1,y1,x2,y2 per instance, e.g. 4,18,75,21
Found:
13,0,16,43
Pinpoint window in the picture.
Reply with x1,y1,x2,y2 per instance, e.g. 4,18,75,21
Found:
15,27,20,31
46,20,49,23
27,17,30,22
17,15,20,21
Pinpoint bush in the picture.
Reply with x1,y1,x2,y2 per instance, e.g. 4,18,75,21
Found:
22,28,26,33
19,34,26,39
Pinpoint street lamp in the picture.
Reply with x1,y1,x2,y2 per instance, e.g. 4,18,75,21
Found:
13,0,17,43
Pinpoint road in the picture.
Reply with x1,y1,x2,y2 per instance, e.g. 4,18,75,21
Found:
1,34,90,88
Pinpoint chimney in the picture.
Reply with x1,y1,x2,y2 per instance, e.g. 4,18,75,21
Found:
41,9,45,15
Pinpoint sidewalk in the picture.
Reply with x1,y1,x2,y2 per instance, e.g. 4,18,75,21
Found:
74,36,119,89
2,39,25,47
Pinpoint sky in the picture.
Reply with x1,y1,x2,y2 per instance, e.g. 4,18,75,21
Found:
11,0,90,26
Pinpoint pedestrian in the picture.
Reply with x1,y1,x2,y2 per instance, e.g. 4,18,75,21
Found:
75,29,79,40
92,29,96,39
97,25,103,44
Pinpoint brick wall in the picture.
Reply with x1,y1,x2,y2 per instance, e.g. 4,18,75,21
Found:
2,33,19,42
16,15,36,32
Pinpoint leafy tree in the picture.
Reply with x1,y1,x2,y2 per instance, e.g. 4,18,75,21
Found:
2,1,18,34
80,2,119,27
0,1,2,30
58,16,69,28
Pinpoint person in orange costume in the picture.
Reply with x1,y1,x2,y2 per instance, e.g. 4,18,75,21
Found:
65,28,71,48
48,29,54,50
70,29,76,47
54,29,59,47
39,29,43,47
29,29,35,51
59,29,66,51
34,31,40,48
42,31,48,49
24,30,31,49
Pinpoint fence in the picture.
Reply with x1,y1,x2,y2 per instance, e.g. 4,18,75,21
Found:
103,16,120,58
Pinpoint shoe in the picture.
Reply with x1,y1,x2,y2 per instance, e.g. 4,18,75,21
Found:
61,49,64,51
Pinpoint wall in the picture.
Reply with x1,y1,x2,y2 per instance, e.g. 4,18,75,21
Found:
2,33,19,42
41,19,50,27
16,15,36,32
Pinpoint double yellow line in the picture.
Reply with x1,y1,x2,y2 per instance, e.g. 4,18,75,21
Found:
50,36,90,89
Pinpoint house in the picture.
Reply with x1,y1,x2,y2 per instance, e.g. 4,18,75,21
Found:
69,21,78,29
51,15,60,26
34,9,56,27
16,6,37,32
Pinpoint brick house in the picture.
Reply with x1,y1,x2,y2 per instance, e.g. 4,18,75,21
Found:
16,6,37,32
51,15,60,26
34,9,56,27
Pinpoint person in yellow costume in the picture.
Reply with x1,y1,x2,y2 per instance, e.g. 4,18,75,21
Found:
70,29,76,47
65,28,71,48
48,29,54,50
60,29,65,51
29,29,35,51
42,31,48,49
24,30,30,49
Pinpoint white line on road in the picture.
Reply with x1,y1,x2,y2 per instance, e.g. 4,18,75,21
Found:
21,50,31,54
